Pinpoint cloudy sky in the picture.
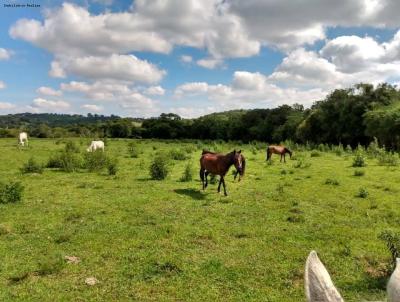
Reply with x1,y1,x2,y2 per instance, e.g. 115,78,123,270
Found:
1,0,400,118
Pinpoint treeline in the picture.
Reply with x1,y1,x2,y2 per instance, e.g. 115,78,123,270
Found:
1,83,400,149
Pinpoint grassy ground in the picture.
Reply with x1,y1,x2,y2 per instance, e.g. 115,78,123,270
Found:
0,138,398,301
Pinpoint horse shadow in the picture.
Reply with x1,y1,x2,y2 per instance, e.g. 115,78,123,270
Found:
174,188,205,200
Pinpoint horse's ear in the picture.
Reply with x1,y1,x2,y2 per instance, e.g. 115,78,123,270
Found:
233,149,236,153
305,251,343,302
238,150,241,154
388,258,400,302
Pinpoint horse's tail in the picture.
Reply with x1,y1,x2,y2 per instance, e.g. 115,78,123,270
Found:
266,146,271,160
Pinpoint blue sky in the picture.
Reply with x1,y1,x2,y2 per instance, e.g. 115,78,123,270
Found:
1,0,400,117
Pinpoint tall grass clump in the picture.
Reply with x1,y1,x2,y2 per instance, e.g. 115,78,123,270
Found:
169,149,188,160
333,143,344,156
357,187,369,198
367,137,381,158
354,169,365,177
127,142,140,158
352,146,366,167
150,153,170,180
47,151,81,172
20,157,44,174
0,181,24,204
377,151,399,166
310,150,321,157
83,151,108,172
180,162,194,182
107,158,118,176
379,230,400,273
64,140,80,153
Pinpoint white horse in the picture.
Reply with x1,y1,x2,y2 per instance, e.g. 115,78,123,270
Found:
18,132,28,146
305,250,400,301
87,140,105,152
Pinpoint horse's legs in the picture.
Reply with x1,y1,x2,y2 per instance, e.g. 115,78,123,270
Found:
280,154,282,162
217,176,222,193
200,168,205,190
284,154,286,163
205,171,209,188
222,177,227,196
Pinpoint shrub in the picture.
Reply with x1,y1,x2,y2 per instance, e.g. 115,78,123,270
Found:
150,154,170,180
310,150,321,157
180,162,193,182
357,187,369,198
352,148,366,167
333,143,344,156
83,151,108,172
127,142,140,158
354,169,365,177
20,157,43,174
169,149,188,160
47,151,81,172
183,145,196,154
367,137,381,158
0,181,24,204
325,178,339,185
64,141,80,153
107,158,118,176
379,230,400,273
377,151,399,166
293,158,311,169
36,254,64,276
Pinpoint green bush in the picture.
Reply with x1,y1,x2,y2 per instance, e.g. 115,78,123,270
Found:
293,158,311,169
354,169,365,177
325,178,339,185
367,137,381,158
107,158,118,176
357,187,369,198
169,149,188,160
150,154,170,180
64,140,80,153
20,157,44,174
47,151,81,172
180,162,193,182
127,142,140,158
377,151,399,166
333,143,344,156
352,148,366,167
310,150,321,157
83,151,108,172
0,181,24,204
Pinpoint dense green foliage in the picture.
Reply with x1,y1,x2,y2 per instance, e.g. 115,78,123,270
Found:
1,83,400,149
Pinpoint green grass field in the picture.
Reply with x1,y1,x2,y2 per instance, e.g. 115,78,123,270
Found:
0,138,399,301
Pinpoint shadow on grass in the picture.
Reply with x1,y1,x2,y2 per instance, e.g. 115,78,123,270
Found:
174,188,205,200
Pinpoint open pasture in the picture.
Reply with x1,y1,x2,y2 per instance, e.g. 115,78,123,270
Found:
0,138,399,301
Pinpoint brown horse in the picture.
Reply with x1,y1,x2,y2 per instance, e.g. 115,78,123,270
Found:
200,150,245,196
266,145,292,163
202,150,246,181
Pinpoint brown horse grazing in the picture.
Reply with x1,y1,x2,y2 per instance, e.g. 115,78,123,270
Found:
202,150,246,182
200,150,245,196
266,145,292,163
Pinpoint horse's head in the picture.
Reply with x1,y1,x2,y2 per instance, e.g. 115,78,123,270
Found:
286,148,293,159
232,150,245,179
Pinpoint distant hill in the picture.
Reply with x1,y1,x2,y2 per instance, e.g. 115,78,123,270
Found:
0,113,144,128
